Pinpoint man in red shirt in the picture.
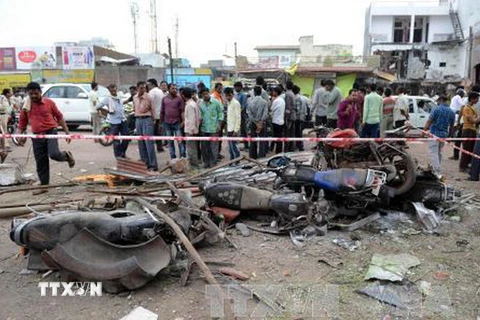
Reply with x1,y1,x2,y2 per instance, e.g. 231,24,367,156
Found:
17,82,75,190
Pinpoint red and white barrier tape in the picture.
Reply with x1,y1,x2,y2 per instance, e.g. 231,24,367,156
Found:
419,129,480,160
2,133,480,143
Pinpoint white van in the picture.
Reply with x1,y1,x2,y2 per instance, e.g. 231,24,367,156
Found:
41,83,109,130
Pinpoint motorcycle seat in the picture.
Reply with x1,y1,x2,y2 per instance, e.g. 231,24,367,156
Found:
325,129,359,149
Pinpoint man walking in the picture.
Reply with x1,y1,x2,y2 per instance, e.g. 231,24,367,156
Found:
147,78,165,152
424,95,455,178
199,88,224,168
312,80,327,126
96,84,130,158
324,80,342,129
361,84,383,138
134,81,158,171
247,86,269,159
160,83,186,159
17,82,75,191
270,86,285,153
393,87,409,128
225,87,241,160
88,82,101,142
183,87,201,168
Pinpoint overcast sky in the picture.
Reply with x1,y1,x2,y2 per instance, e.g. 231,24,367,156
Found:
0,0,413,66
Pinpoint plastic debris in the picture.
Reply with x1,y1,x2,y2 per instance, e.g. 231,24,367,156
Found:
364,253,421,282
235,223,251,237
418,281,432,296
332,238,359,251
120,307,158,320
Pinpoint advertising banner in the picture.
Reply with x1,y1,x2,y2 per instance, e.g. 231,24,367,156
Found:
62,46,95,70
16,47,57,69
0,73,31,90
165,73,211,89
43,70,95,83
0,48,17,70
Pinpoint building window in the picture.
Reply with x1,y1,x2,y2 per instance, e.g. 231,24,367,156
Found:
439,62,447,67
413,18,424,43
394,17,410,43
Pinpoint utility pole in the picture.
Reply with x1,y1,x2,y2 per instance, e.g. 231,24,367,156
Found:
234,42,238,79
175,16,179,58
168,37,174,83
150,0,159,53
130,2,139,55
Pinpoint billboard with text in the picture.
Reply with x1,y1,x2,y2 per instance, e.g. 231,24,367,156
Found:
16,47,57,69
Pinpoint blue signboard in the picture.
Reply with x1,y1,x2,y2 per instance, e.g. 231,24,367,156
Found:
166,73,211,89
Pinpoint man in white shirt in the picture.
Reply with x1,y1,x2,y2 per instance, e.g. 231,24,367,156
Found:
270,86,285,153
449,88,466,160
393,87,409,128
225,87,241,160
147,78,165,152
450,89,466,114
183,87,201,168
88,82,100,142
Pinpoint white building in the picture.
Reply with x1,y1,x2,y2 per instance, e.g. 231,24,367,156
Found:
254,36,353,69
364,0,478,82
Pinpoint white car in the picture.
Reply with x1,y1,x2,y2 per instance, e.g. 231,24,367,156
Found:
41,83,109,130
393,95,437,128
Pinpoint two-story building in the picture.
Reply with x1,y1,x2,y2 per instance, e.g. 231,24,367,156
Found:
364,0,471,83
253,36,354,69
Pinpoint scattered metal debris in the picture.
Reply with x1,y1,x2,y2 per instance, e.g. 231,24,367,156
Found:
356,284,408,308
411,202,440,231
2,141,469,299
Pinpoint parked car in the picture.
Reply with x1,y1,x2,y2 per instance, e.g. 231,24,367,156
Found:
41,83,109,130
393,95,437,128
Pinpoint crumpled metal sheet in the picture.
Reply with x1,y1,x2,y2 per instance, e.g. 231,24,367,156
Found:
41,228,171,292
356,284,407,308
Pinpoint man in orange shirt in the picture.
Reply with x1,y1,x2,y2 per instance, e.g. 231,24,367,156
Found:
18,82,75,190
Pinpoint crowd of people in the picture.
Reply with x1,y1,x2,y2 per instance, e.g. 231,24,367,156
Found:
4,78,480,192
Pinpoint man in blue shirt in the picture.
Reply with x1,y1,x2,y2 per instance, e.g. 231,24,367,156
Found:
424,95,455,178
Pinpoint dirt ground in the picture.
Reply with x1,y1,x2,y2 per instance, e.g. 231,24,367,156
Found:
1,128,480,320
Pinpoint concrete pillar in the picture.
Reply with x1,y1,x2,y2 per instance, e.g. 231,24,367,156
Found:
409,14,415,43
422,17,427,43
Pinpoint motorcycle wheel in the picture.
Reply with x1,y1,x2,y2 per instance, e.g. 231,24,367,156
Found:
381,148,416,196
8,124,19,146
99,127,114,147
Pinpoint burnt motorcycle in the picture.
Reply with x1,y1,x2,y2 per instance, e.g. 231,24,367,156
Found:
202,167,388,229
306,127,417,196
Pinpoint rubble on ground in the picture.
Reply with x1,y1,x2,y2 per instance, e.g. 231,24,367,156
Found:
2,129,476,300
